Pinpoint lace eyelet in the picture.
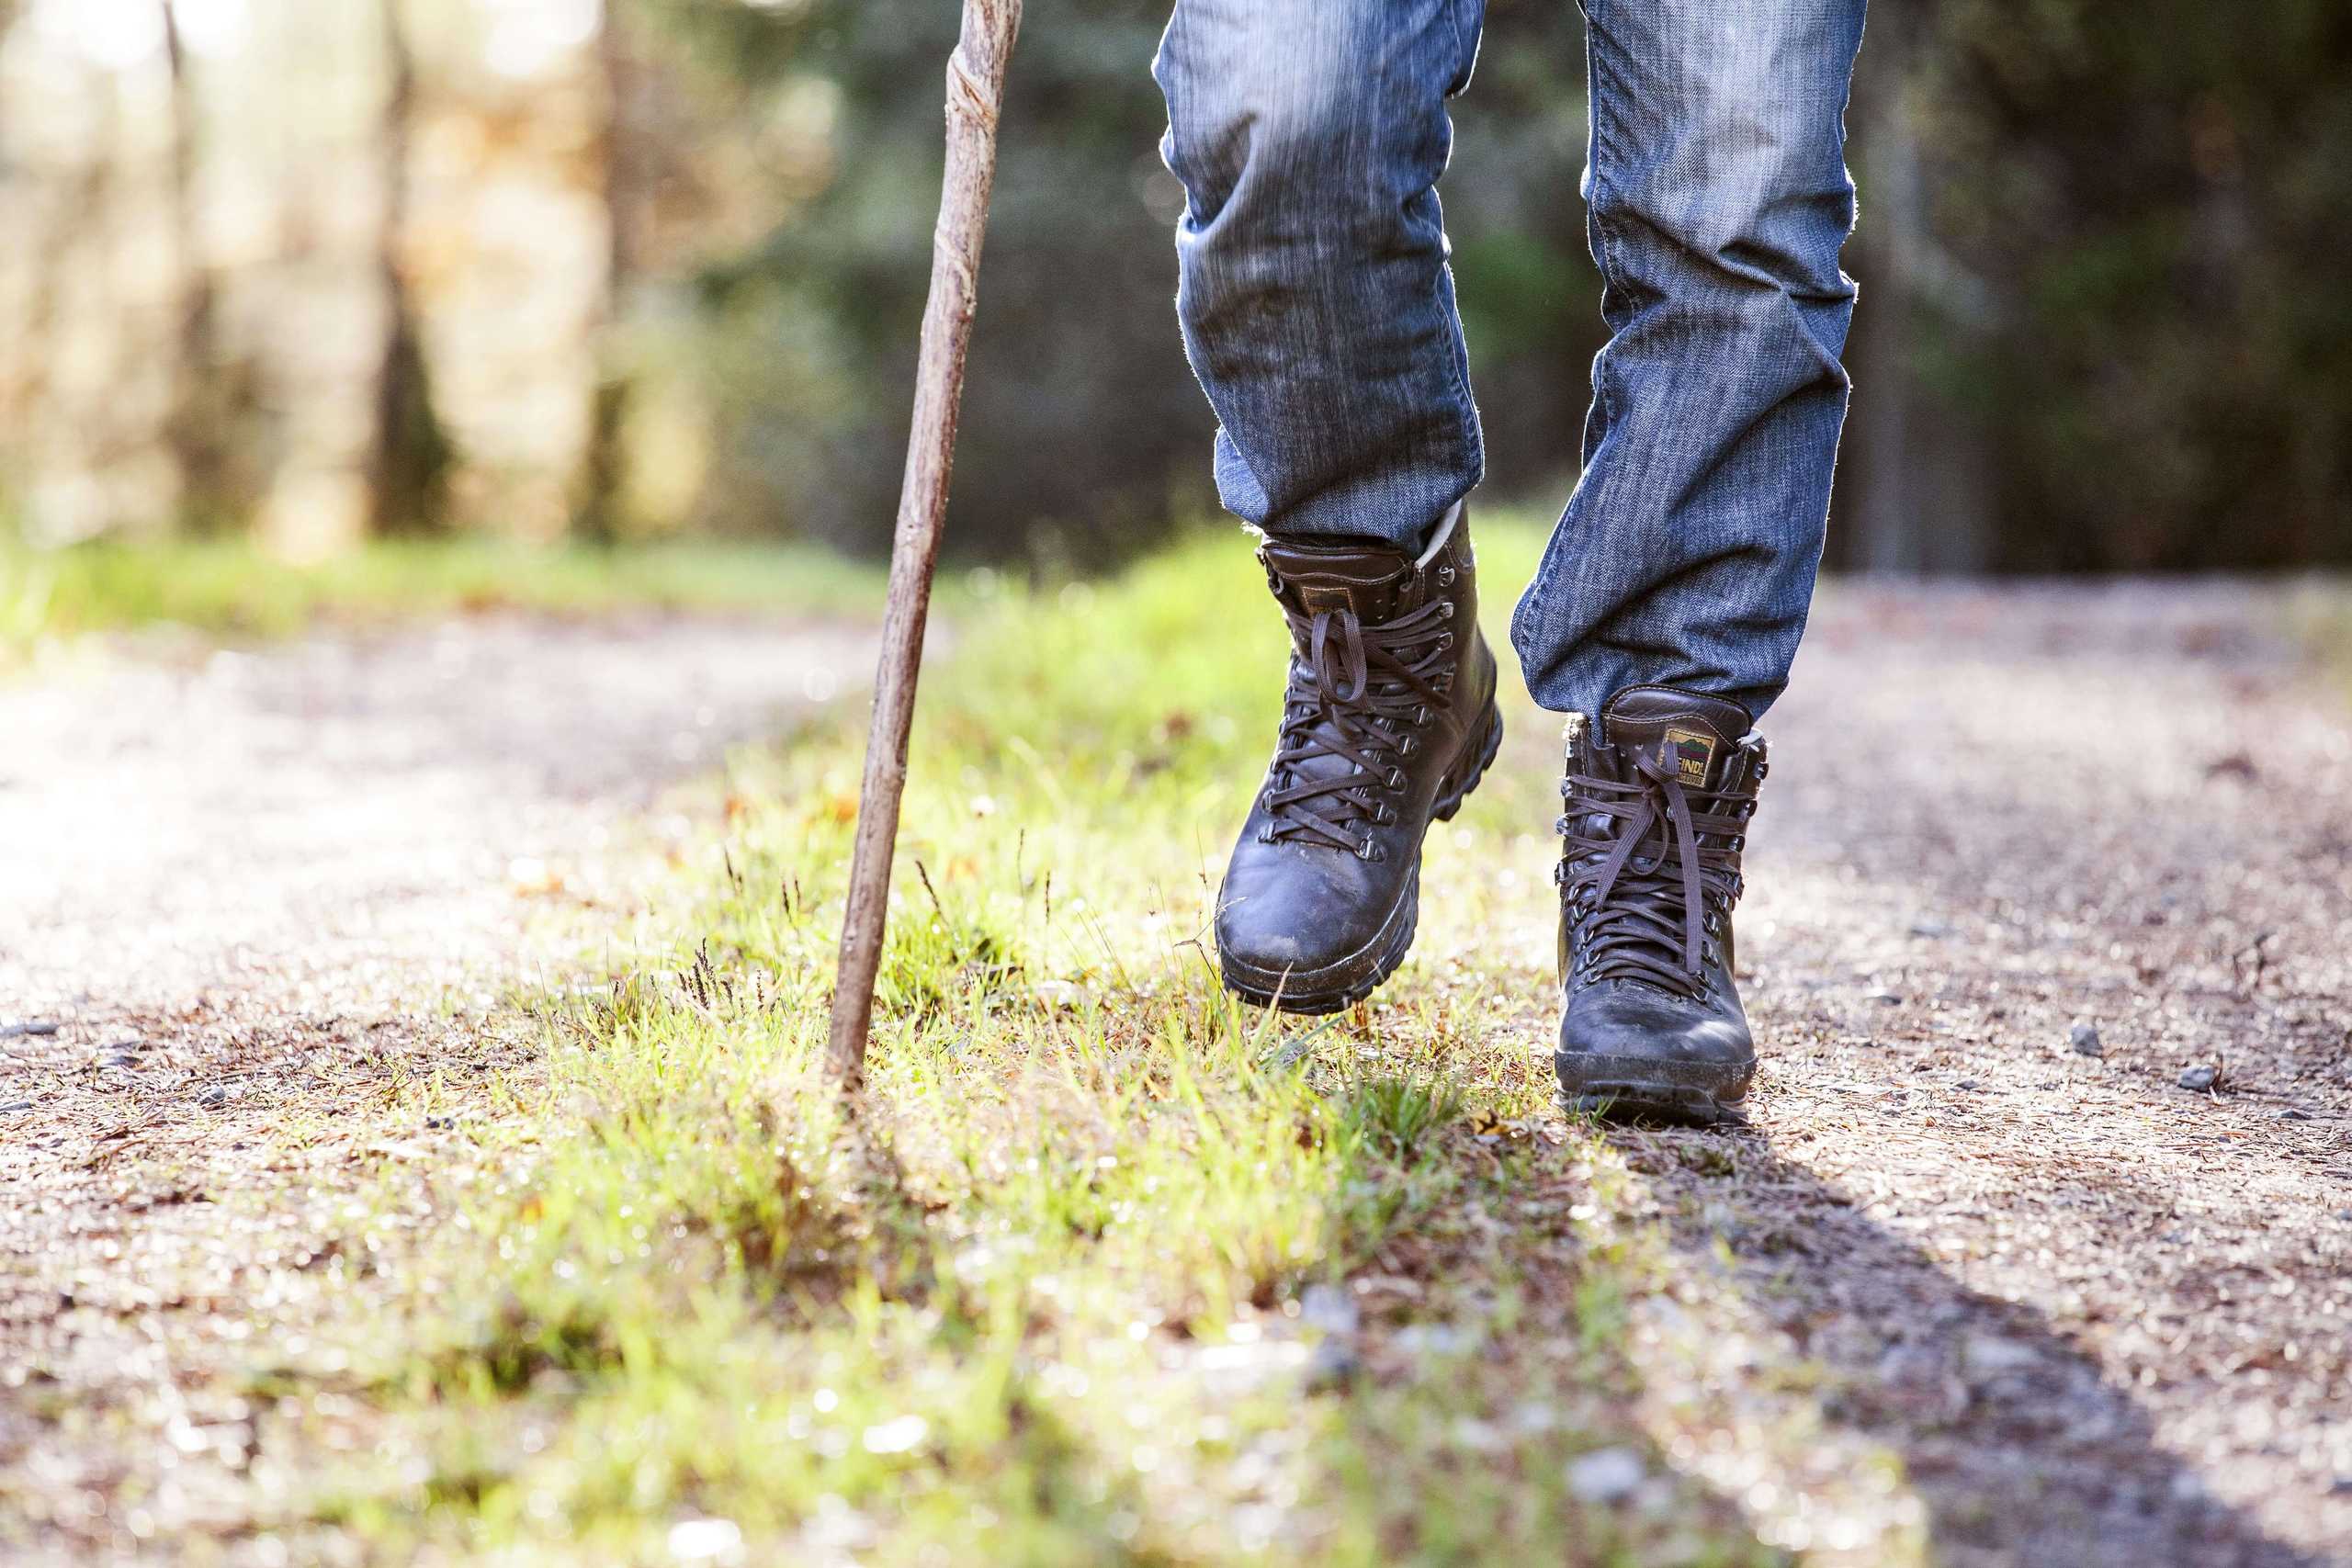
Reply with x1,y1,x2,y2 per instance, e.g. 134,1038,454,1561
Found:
1385,766,1406,789
1356,840,1382,863
1437,632,1454,652
1414,705,1430,725
1400,737,1418,758
1438,601,1455,620
1437,565,1456,587
1376,804,1396,825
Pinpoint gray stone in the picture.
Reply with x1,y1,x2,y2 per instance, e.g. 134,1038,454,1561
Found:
2069,1021,2103,1057
1963,1334,2041,1375
2177,1064,2219,1092
1298,1283,1359,1337
1565,1447,1646,1505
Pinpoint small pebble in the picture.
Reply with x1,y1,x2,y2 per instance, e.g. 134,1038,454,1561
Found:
197,1084,231,1110
1566,1446,1647,1505
2177,1064,2219,1093
1867,990,1903,1006
0,1100,33,1114
2069,1022,2103,1057
1298,1283,1359,1337
2276,1108,2311,1122
98,1050,139,1070
1,1021,61,1038
1957,1078,1984,1091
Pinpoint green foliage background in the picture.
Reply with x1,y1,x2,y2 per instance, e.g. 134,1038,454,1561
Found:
667,0,2348,571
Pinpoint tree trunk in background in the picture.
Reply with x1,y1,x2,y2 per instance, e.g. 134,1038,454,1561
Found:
574,0,640,547
1846,36,1918,576
160,0,232,532
1840,8,1993,575
365,0,449,537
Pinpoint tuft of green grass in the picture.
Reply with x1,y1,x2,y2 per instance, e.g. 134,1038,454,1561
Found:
0,533,883,664
286,513,1832,1563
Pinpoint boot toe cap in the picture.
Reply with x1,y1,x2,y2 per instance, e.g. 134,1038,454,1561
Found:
1556,980,1754,1068
1215,845,1414,1002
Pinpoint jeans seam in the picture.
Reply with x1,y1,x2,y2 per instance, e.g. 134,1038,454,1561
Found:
1582,0,1629,461
1447,0,1484,97
1439,0,1486,510
1515,0,1617,662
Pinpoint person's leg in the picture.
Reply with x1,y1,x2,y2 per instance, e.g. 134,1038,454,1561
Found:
1544,0,1866,1122
1514,0,1867,724
1154,0,1487,547
1155,0,1504,1012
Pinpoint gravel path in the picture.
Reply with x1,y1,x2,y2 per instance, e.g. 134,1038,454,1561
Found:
0,614,873,1558
1583,582,2352,1565
2,585,2346,1565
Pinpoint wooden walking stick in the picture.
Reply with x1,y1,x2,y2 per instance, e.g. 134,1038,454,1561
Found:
826,0,1023,1091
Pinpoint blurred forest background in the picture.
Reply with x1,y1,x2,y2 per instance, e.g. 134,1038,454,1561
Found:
0,0,2346,574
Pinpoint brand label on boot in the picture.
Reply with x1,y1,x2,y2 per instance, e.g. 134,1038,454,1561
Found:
1660,727,1718,787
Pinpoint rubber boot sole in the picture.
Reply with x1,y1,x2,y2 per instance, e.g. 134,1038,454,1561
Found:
1554,1053,1755,1127
1220,698,1505,1015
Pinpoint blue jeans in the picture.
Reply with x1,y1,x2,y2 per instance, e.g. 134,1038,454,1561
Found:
1154,0,1866,721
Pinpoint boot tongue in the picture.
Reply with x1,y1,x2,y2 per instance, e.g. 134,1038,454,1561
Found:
1258,537,1418,623
1600,687,1751,790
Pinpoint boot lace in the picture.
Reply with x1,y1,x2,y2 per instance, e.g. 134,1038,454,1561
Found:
1262,595,1459,858
1558,748,1751,996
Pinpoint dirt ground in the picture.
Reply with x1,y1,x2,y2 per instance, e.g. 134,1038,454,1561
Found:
0,614,874,1562
1589,581,2352,1565
2,585,2347,1565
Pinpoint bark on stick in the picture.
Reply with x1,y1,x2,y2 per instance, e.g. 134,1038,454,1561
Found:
826,0,1023,1090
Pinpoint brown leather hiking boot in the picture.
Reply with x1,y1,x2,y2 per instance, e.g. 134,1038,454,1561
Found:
1554,685,1768,1122
1216,504,1503,1013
